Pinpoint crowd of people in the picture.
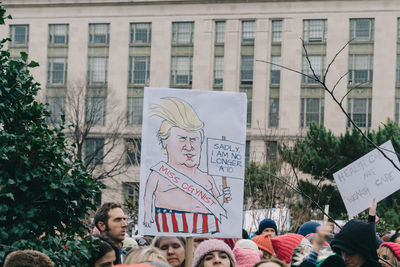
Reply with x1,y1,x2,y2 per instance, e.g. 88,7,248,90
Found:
3,202,400,267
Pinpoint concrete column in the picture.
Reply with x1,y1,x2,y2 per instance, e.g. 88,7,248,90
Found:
192,18,213,90
68,21,88,84
223,19,240,92
108,20,129,125
150,19,171,88
279,17,302,135
324,15,349,135
252,19,270,131
372,15,397,127
29,21,48,101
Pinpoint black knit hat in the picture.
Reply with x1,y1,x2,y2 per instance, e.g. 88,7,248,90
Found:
331,220,380,265
255,218,278,235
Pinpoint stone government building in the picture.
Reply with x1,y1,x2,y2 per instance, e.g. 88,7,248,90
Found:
2,0,399,206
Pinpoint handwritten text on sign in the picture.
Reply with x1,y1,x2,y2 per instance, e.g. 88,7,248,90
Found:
207,138,245,179
333,140,400,219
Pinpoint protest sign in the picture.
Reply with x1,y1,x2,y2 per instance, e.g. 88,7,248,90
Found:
333,140,400,219
138,87,247,237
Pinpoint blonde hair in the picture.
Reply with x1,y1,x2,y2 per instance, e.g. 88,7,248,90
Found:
150,97,204,152
378,245,400,267
124,246,168,264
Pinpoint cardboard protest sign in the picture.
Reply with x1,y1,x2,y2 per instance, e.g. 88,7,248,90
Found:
333,140,400,219
138,87,247,237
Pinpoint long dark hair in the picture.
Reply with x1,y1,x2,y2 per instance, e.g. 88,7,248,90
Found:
89,234,121,267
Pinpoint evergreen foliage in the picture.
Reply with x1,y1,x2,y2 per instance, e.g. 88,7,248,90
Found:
0,5,103,266
280,122,400,227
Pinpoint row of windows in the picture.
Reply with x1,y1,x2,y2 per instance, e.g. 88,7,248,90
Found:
9,17,382,48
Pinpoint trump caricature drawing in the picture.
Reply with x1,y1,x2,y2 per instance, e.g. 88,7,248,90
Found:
142,97,231,234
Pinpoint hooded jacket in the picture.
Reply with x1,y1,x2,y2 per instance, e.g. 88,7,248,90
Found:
330,219,381,267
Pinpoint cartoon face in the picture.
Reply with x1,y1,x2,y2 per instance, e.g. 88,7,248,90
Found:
164,127,202,168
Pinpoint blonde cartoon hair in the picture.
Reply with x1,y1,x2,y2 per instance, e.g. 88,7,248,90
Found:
150,97,204,152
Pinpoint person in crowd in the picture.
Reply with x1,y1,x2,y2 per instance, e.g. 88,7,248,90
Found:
124,246,168,264
377,242,400,267
255,219,278,237
152,236,186,267
123,236,139,254
193,239,236,267
252,233,275,259
233,239,262,267
390,233,400,244
90,235,120,267
297,222,321,237
94,202,128,263
242,229,250,240
293,224,341,267
330,219,381,267
270,233,307,264
253,258,287,267
194,237,209,249
3,250,55,267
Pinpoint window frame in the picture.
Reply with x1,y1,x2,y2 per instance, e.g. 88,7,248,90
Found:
49,24,69,45
47,57,68,85
348,54,374,85
125,138,142,165
170,56,193,85
347,98,372,128
172,22,194,44
87,56,108,85
300,97,325,128
9,24,29,46
88,23,110,45
85,138,104,165
130,23,152,44
128,56,150,85
127,97,144,125
303,19,327,42
349,18,374,42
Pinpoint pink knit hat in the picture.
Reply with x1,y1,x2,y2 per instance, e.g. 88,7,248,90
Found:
193,239,236,267
233,246,262,267
271,233,304,263
379,242,400,259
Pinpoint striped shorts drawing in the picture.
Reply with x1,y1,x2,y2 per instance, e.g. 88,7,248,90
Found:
155,207,220,234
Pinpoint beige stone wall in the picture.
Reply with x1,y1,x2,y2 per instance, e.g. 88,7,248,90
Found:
2,0,400,203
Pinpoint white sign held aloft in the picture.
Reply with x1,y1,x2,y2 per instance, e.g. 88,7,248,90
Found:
207,138,245,179
333,140,400,219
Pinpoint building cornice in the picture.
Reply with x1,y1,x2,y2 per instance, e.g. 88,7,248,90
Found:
2,0,376,8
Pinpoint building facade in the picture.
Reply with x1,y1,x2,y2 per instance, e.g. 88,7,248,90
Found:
2,0,400,204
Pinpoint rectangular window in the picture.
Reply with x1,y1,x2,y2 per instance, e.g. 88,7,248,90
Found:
10,24,29,45
86,97,106,125
128,56,150,85
172,22,194,44
266,141,278,161
88,57,108,84
347,98,371,128
269,98,279,128
48,57,67,85
303,19,327,42
240,55,254,85
247,98,252,128
271,20,282,43
214,56,224,85
245,140,250,164
130,23,151,44
215,21,225,44
47,96,65,124
123,182,139,208
49,24,69,45
397,55,400,84
85,138,104,165
270,56,281,84
127,97,143,125
302,55,325,84
242,21,255,43
396,99,400,124
126,138,141,165
348,54,373,84
170,56,192,85
350,18,374,41
89,23,110,44
300,98,324,127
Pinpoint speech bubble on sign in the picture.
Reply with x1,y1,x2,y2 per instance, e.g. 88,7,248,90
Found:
333,140,400,219
206,138,245,179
